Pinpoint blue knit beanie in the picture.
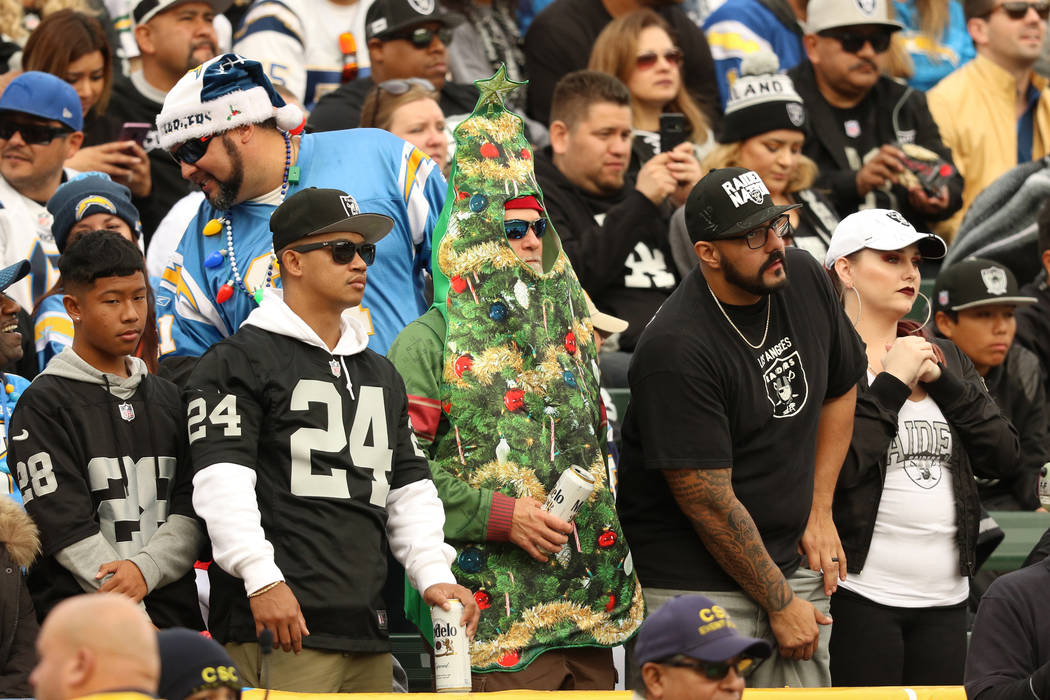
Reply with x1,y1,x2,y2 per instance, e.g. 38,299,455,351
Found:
46,173,142,252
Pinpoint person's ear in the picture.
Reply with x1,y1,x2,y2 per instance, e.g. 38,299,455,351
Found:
967,17,988,47
833,256,854,289
802,33,821,64
549,120,571,156
934,310,955,338
68,648,95,689
641,663,667,700
694,240,720,267
134,23,154,55
367,39,385,67
62,293,82,323
65,131,84,158
279,249,304,278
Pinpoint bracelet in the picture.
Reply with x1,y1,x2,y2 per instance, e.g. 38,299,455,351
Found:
248,581,281,598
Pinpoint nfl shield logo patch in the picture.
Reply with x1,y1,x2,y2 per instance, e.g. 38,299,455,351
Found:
330,359,341,378
844,120,861,138
118,402,135,422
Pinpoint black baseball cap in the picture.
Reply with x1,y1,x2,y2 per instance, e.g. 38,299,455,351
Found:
934,257,1037,313
635,594,771,666
270,187,393,252
365,0,463,41
684,167,801,243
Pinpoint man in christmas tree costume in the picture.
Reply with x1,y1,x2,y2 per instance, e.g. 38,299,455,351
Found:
388,68,644,691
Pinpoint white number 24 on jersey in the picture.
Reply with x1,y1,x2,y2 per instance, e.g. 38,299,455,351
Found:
187,382,393,506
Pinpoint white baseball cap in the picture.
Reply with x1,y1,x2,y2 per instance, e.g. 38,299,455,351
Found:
824,209,946,270
806,0,903,34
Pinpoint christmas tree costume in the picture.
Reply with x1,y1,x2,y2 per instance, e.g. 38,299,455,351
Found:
392,68,644,674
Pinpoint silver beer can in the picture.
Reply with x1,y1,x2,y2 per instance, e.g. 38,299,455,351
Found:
432,600,471,693
543,464,596,523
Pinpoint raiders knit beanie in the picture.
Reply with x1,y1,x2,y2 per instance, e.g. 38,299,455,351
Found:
719,51,807,145
156,53,304,150
47,172,142,252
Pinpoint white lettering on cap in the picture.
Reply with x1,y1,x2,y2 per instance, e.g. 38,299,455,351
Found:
720,171,770,208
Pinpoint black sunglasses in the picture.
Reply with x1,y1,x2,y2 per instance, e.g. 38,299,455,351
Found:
988,1,1050,19
820,29,893,53
504,218,547,240
661,654,763,681
169,134,214,165
387,26,453,48
635,48,684,70
0,120,72,145
289,239,377,265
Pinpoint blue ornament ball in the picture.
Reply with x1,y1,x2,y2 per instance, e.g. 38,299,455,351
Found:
469,193,488,213
458,546,485,573
562,370,577,388
489,301,509,322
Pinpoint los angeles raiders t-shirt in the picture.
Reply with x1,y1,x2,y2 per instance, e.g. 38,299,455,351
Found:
618,247,866,591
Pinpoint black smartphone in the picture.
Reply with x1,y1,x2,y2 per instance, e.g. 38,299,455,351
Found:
659,113,688,153
118,122,152,147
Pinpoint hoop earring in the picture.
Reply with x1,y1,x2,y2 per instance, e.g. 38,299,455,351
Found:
914,290,932,331
839,285,862,326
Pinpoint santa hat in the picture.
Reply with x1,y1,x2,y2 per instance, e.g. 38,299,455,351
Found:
156,53,304,151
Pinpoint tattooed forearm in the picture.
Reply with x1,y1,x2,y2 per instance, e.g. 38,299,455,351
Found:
664,468,793,613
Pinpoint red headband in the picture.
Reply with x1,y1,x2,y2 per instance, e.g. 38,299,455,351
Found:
505,195,544,213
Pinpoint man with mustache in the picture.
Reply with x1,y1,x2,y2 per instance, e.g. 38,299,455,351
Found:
108,0,229,241
928,0,1050,238
535,70,701,386
788,0,963,235
617,167,866,688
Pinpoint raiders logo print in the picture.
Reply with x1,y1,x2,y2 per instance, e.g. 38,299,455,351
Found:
786,103,804,127
340,195,360,217
762,350,808,418
407,0,435,14
903,456,942,488
721,170,770,209
855,0,877,15
980,266,1008,295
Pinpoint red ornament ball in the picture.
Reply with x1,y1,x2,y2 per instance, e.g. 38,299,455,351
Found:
598,530,617,548
454,354,474,378
442,401,452,414
605,594,616,612
564,331,577,354
498,650,521,667
474,590,491,610
457,190,469,200
480,142,499,158
450,276,467,294
520,148,531,159
504,389,526,412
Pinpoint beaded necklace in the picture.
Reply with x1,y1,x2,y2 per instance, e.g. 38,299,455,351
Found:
204,131,300,305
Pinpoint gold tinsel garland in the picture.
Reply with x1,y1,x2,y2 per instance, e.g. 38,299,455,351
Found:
470,580,646,667
456,157,534,186
466,460,546,500
439,239,522,278
458,112,521,144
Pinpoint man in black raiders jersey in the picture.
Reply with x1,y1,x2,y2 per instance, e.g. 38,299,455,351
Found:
185,187,478,693
618,167,866,687
10,231,203,629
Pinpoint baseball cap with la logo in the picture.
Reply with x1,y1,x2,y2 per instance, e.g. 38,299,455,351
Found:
684,167,802,243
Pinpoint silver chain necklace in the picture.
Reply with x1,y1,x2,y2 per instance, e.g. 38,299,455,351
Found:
706,282,771,350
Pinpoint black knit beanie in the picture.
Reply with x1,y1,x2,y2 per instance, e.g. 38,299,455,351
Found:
719,51,807,144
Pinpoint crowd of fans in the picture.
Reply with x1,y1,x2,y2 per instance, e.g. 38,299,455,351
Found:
0,0,1043,698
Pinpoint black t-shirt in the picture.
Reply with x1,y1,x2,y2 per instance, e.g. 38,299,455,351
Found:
617,248,866,591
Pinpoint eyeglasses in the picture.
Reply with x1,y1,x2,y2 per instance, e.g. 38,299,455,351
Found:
366,78,437,128
0,120,72,145
731,214,792,250
635,48,684,70
504,218,548,240
386,26,453,48
289,239,377,265
339,32,359,83
169,134,214,165
661,654,763,681
987,1,1050,19
819,29,893,53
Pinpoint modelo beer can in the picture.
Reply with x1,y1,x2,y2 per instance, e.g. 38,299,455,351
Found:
1039,464,1050,508
543,464,596,523
432,600,471,693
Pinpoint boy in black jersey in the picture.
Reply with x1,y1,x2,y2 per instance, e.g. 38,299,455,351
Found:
184,187,477,693
10,231,203,628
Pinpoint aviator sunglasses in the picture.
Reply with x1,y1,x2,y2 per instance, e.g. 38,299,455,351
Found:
504,218,548,240
819,28,893,53
660,654,764,681
0,120,72,145
289,239,377,265
635,48,684,70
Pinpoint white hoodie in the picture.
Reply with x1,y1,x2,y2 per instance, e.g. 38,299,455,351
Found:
192,288,456,598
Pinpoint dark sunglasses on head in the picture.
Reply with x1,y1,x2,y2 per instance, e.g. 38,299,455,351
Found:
635,48,684,70
504,218,548,240
169,134,214,165
289,239,377,265
989,1,1050,19
819,29,893,53
0,120,72,145
386,25,453,48
661,654,763,681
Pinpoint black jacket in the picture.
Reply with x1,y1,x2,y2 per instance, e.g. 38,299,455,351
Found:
307,76,480,132
0,498,38,697
788,61,963,231
979,344,1050,511
534,147,678,351
1014,275,1050,403
834,339,1020,577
